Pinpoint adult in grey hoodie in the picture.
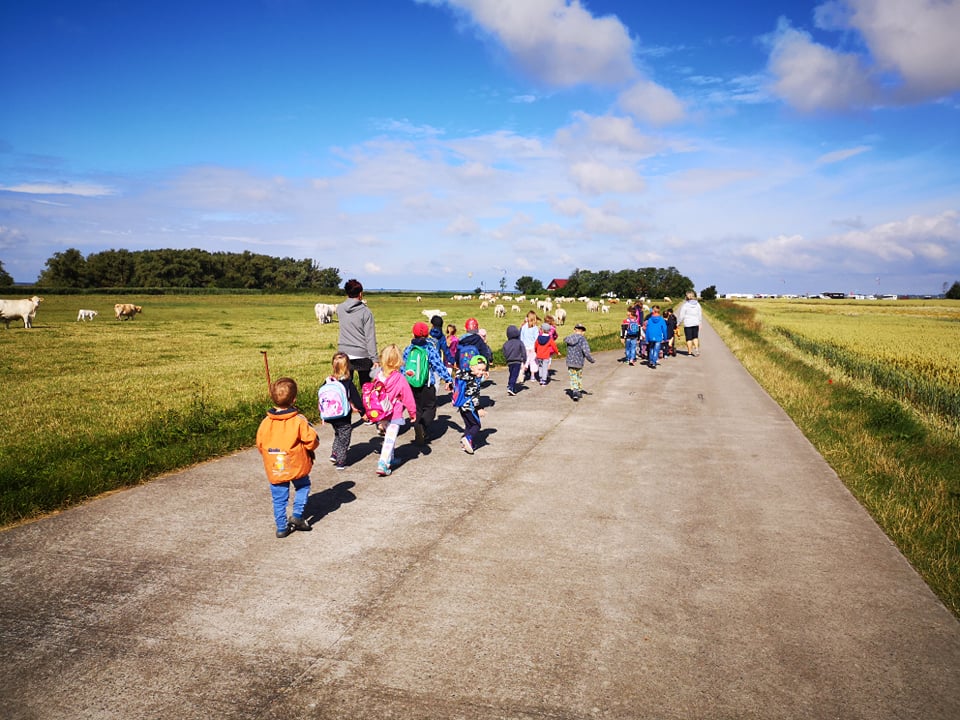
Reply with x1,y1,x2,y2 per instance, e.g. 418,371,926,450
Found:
336,279,379,386
676,290,702,357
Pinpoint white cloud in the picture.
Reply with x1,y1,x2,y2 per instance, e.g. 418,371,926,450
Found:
738,210,960,271
666,168,756,195
364,261,383,274
568,161,645,195
617,79,686,125
844,0,960,101
555,112,660,156
0,182,117,197
816,145,871,165
766,20,876,111
766,2,960,112
422,0,636,87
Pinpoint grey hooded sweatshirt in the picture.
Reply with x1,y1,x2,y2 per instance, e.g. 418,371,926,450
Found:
563,333,595,369
336,298,378,362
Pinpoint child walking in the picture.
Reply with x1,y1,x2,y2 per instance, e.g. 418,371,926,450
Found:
563,323,595,401
519,311,540,383
319,352,364,470
620,308,641,366
534,322,560,385
403,321,454,445
501,324,526,395
454,354,488,454
256,377,320,538
372,344,417,476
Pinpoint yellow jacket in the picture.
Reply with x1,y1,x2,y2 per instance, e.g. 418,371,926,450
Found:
255,407,319,484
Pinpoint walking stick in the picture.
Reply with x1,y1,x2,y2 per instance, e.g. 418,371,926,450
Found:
260,350,272,397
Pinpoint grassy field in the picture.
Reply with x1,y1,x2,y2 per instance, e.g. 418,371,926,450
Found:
0,292,623,525
706,298,960,617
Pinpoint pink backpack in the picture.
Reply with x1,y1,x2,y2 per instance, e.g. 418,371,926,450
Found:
361,377,393,421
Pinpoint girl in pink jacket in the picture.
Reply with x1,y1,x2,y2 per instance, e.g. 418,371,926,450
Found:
375,344,417,476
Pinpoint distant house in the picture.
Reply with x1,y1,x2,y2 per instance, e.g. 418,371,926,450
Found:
546,278,568,291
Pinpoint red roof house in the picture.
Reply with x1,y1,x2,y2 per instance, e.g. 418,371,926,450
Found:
546,278,568,291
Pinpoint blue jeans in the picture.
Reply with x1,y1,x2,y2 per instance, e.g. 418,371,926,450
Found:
269,476,311,531
647,341,662,366
507,363,521,392
624,337,637,363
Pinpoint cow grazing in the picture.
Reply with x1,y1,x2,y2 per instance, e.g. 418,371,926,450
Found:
555,308,567,325
314,302,337,324
77,309,98,321
601,305,610,313
421,309,447,319
586,300,600,312
511,304,521,313
114,303,142,320
494,304,506,318
0,296,43,329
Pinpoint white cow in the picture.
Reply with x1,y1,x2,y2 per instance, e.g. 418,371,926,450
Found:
555,308,567,325
77,309,98,321
421,309,447,319
601,304,610,313
586,300,600,312
511,304,521,313
494,304,506,318
314,302,337,324
537,299,553,313
114,303,142,320
0,296,42,329
479,301,489,309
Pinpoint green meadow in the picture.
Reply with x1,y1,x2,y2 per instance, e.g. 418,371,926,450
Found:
0,292,622,526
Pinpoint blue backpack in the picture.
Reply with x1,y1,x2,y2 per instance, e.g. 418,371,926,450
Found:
457,343,484,372
627,320,640,336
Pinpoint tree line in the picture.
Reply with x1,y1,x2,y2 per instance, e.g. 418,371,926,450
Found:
14,248,343,291
515,266,697,300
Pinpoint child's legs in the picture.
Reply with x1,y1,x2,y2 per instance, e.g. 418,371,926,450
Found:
378,420,402,465
414,385,437,429
625,337,636,362
332,422,352,464
269,482,290,531
524,349,537,376
648,341,662,365
507,362,521,390
459,408,481,444
568,367,583,390
538,358,550,382
291,476,311,518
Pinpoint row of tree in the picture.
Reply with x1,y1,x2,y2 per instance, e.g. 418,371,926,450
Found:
26,248,342,291
516,267,697,300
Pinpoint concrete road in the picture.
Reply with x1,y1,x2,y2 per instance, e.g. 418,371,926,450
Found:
2,321,958,719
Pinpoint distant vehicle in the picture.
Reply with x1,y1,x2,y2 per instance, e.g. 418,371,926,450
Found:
821,292,847,299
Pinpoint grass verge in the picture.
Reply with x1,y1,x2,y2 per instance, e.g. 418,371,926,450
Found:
707,301,960,618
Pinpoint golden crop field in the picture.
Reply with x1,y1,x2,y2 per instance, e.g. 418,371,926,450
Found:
740,298,960,422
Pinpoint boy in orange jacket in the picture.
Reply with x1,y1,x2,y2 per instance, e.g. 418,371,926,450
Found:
256,377,320,538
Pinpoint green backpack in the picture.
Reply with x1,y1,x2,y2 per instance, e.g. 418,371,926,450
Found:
403,345,430,388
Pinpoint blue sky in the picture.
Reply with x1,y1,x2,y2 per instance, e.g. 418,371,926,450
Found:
2,0,958,295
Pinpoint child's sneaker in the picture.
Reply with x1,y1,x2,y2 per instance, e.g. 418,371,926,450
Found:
506,388,515,396
460,436,474,454
329,455,337,464
376,461,392,476
334,464,346,471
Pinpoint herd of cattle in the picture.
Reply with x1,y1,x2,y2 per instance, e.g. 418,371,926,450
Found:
0,297,143,328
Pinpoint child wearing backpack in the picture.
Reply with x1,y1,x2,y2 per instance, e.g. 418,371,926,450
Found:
501,324,526,395
453,353,488,454
318,352,364,470
368,344,417,476
403,322,454,445
534,323,560,385
255,377,320,538
428,315,456,369
620,308,641,366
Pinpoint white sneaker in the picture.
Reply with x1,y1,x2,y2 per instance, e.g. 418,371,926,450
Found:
460,437,474,454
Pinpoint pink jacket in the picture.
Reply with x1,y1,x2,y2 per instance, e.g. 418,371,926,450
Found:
378,369,417,422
